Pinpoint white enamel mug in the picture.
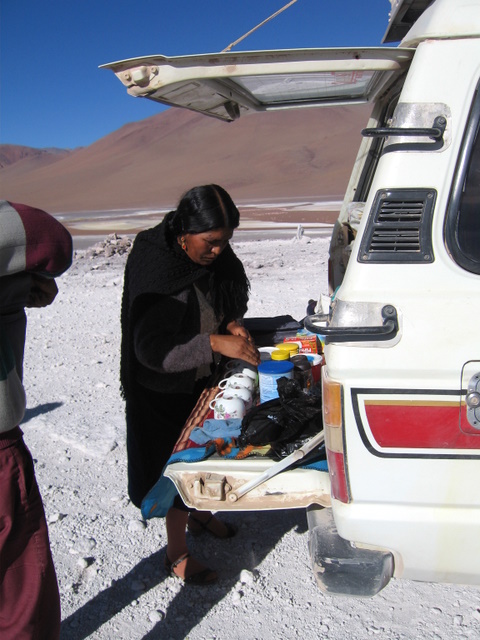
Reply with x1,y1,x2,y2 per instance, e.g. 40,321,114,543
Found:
218,373,256,393
225,361,258,384
208,395,246,420
226,359,257,374
215,387,253,410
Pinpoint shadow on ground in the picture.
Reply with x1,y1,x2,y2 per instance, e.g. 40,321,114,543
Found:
60,509,308,639
22,401,63,423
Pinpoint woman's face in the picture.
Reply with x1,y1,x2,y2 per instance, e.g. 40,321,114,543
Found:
180,227,233,266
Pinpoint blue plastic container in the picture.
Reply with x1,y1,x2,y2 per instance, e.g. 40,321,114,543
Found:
257,360,294,403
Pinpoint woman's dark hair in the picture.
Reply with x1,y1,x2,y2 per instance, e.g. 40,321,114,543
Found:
168,184,240,236
161,184,248,323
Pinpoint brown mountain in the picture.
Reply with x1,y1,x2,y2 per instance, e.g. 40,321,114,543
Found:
0,104,371,214
0,144,73,171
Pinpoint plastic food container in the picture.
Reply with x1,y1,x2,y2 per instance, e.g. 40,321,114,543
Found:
274,342,300,357
306,353,324,385
271,349,290,361
290,354,314,391
258,360,294,403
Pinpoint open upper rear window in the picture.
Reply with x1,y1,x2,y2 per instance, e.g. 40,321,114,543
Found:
100,48,413,122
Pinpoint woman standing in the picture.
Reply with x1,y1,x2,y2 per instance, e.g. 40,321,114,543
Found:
120,185,260,584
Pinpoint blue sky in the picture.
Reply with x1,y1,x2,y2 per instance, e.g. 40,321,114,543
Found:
0,0,396,150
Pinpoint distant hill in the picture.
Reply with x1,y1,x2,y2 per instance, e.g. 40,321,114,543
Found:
0,104,371,213
0,144,73,170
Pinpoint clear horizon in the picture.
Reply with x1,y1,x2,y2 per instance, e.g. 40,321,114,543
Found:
0,0,395,150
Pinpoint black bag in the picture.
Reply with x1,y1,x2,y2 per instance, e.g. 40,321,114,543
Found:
238,378,323,455
237,398,285,446
243,315,302,347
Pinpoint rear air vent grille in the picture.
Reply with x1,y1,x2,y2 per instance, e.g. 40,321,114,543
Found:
358,189,436,263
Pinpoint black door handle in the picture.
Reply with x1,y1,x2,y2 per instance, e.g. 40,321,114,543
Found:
304,305,399,344
362,116,446,144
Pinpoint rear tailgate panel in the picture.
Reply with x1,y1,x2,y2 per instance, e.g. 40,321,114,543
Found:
165,456,331,512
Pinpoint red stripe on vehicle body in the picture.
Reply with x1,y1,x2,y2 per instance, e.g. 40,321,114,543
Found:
364,401,479,449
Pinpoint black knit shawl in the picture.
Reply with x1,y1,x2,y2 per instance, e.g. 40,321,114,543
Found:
120,212,250,398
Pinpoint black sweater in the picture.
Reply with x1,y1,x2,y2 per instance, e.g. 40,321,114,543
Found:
120,212,250,398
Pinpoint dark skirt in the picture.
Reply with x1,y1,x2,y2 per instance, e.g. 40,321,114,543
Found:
0,427,61,639
125,380,206,509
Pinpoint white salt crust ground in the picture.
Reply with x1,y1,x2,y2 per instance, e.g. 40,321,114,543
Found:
22,235,480,640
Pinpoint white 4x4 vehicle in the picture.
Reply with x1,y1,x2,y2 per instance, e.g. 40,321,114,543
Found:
102,0,480,596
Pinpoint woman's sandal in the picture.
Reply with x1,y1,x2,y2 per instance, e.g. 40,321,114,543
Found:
164,552,217,585
187,513,237,539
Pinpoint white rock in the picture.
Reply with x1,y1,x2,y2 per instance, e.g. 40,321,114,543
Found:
239,569,255,585
48,512,65,524
77,537,96,553
148,610,164,623
128,519,147,532
84,566,98,581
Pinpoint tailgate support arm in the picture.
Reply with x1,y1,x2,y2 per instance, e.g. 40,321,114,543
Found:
227,431,325,503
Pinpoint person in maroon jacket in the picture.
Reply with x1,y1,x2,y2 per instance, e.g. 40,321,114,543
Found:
0,200,72,640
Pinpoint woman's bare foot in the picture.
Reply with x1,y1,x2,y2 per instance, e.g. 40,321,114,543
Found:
164,552,217,584
164,506,219,583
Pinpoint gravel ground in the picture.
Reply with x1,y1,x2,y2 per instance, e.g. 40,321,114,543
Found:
21,234,480,639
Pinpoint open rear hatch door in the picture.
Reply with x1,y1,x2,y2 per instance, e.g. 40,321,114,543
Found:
100,47,414,122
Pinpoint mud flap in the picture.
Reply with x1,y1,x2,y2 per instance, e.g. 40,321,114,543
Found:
307,505,394,597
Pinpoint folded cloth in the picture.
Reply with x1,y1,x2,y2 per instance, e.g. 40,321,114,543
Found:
189,418,242,445
214,438,272,459
303,459,328,471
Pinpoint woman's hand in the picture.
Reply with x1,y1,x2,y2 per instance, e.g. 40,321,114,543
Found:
226,320,253,342
210,333,261,366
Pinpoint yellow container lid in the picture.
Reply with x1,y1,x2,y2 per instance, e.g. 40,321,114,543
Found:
274,342,299,356
271,349,291,361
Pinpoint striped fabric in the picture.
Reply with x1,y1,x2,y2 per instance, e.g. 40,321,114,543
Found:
0,200,72,433
0,200,72,277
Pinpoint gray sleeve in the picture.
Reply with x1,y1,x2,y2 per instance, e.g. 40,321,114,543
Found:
133,292,214,374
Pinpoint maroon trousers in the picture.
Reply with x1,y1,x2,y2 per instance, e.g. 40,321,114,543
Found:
0,427,60,640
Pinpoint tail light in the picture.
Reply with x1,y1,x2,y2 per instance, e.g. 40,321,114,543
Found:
322,369,350,503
